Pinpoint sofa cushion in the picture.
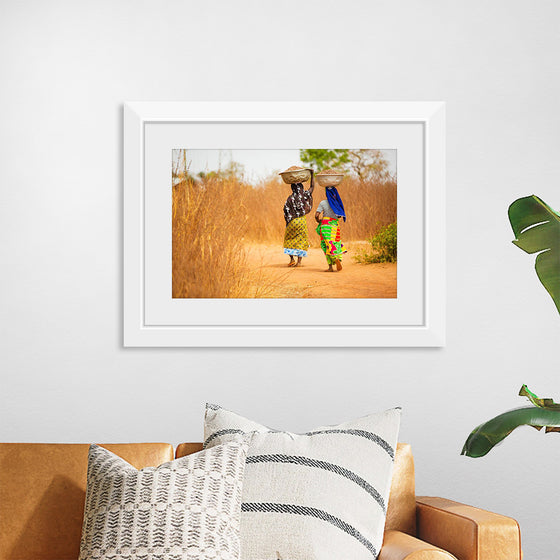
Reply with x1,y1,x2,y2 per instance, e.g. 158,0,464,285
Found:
204,404,401,560
0,443,173,560
175,442,417,537
79,441,249,560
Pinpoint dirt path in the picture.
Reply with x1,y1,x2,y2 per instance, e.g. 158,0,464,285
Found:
244,242,397,298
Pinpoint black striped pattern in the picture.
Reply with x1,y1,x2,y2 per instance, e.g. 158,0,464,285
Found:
203,428,246,448
241,502,377,557
205,428,394,459
304,429,395,459
247,454,386,512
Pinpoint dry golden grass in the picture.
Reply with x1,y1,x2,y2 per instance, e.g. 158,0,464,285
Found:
172,174,396,298
172,176,250,298
333,176,397,241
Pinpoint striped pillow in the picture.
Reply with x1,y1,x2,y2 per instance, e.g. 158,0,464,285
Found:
204,405,401,560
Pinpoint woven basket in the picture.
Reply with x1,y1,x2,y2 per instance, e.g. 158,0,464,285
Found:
316,173,344,187
279,167,312,184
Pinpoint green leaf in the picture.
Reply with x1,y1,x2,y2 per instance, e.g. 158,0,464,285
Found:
461,406,560,458
519,384,560,410
508,195,560,314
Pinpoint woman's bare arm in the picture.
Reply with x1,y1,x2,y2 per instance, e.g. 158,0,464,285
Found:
315,211,321,223
308,169,315,195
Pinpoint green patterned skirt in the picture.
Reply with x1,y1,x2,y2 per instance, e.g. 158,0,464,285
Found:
316,217,347,264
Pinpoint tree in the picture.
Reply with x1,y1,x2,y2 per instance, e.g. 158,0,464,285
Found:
347,149,392,183
299,149,350,170
299,149,392,183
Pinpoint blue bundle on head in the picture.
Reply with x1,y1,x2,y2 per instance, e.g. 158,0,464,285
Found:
326,187,346,222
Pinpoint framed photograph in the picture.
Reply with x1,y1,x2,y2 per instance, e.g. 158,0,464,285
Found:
123,102,445,347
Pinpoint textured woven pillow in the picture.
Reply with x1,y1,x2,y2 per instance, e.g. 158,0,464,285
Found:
79,441,248,560
204,404,401,560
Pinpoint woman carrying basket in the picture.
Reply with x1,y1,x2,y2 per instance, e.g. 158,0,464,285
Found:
281,166,315,267
315,170,347,272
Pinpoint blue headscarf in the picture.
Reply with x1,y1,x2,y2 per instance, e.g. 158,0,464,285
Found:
326,187,346,222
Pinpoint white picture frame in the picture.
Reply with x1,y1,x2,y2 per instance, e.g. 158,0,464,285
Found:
123,102,445,347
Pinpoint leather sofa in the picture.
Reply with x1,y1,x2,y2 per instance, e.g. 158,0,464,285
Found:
0,442,522,560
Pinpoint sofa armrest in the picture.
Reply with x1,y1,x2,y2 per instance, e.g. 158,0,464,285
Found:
416,496,522,560
379,530,457,560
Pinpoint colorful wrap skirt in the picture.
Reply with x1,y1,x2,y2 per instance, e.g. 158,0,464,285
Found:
316,217,347,265
283,215,309,257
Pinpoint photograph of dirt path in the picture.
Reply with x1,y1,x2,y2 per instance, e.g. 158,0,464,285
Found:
172,149,397,299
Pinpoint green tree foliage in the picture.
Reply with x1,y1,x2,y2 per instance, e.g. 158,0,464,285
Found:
300,149,392,183
300,149,350,170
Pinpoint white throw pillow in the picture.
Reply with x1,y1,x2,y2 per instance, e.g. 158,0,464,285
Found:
79,441,248,560
204,404,401,560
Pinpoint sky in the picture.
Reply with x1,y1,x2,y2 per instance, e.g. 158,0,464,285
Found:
173,149,397,183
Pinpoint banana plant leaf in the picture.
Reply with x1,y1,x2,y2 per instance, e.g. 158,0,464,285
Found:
508,195,560,314
519,384,560,409
461,386,560,458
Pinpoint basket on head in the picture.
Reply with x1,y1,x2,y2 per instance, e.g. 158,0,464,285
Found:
316,169,344,187
279,165,312,185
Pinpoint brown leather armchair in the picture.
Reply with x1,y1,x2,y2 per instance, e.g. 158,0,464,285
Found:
0,442,521,560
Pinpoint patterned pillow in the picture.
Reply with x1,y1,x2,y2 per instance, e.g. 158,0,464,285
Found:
79,441,248,560
204,405,401,560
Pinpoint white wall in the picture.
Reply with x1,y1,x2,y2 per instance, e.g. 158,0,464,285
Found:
1,1,559,557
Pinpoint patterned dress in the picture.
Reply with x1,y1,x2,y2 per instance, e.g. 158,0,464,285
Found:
283,183,312,258
316,217,347,265
284,216,310,257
